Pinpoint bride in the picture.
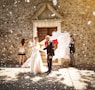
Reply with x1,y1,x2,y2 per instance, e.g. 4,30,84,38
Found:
22,37,47,74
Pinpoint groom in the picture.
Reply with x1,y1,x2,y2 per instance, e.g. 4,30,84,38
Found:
44,35,55,74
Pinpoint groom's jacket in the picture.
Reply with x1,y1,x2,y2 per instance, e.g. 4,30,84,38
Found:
44,41,55,56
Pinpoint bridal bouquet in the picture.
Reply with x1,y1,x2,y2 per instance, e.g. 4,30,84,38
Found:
39,42,44,46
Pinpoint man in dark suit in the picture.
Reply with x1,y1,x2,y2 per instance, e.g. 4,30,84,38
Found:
69,36,75,67
44,35,55,74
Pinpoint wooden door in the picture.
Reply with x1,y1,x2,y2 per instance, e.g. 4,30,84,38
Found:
37,27,58,64
37,27,57,42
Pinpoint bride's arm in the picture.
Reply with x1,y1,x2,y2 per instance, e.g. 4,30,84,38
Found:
39,48,45,52
38,43,46,52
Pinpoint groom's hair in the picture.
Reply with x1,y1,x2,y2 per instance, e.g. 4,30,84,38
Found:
45,35,50,40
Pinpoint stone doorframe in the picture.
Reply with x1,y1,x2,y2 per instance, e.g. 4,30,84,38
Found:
32,19,63,37
32,19,63,65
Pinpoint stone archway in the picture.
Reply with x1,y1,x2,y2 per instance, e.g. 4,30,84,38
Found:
31,2,63,19
32,19,63,37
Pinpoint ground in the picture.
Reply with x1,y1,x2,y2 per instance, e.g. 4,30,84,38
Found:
0,66,95,90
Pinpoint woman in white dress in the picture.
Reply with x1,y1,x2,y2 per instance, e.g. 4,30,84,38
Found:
22,37,47,74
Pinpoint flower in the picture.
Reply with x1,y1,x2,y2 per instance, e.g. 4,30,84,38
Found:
39,42,44,46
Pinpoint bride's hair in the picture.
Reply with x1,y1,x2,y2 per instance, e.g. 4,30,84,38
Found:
34,37,38,39
34,37,39,42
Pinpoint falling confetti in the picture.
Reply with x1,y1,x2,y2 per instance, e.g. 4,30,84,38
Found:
93,11,95,16
52,0,57,6
25,0,30,3
87,21,91,25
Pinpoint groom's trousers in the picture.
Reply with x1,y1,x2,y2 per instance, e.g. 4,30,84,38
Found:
47,54,53,72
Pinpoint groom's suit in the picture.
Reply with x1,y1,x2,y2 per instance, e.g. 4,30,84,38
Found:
44,41,54,74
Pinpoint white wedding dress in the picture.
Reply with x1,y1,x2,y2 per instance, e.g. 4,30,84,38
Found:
22,41,47,74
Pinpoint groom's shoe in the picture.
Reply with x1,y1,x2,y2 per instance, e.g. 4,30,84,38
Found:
47,71,51,75
45,70,49,73
46,71,49,75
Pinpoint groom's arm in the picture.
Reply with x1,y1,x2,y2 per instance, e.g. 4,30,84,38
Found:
43,47,47,50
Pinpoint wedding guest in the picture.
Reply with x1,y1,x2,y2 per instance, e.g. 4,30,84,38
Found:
69,36,75,67
18,39,26,66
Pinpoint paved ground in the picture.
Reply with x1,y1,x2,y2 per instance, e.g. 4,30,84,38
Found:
0,66,95,90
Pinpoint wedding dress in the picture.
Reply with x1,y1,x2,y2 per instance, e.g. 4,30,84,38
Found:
22,41,47,74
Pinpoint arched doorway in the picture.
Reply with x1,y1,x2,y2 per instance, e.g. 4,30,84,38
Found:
32,19,63,65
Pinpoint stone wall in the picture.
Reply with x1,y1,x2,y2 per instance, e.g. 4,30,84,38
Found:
0,0,95,67
58,0,95,67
